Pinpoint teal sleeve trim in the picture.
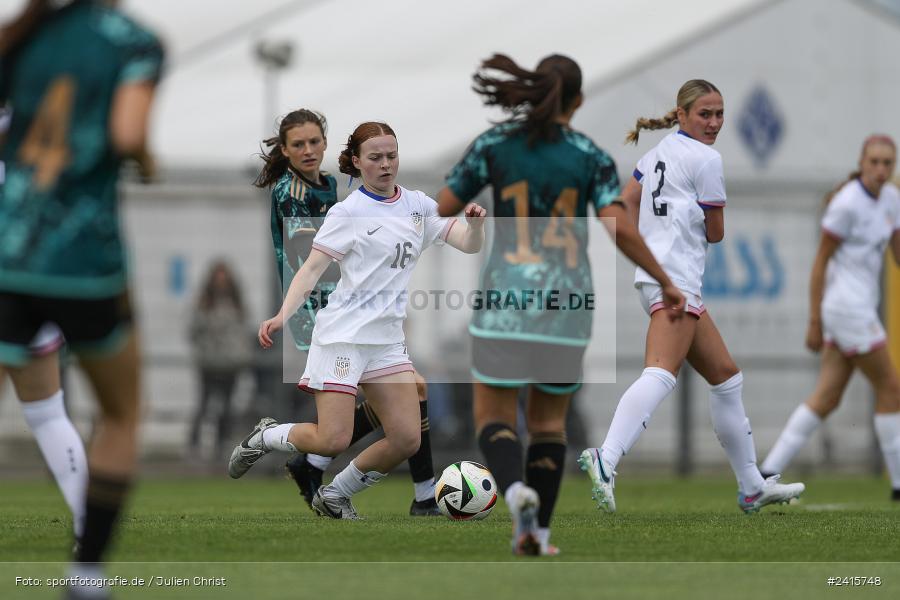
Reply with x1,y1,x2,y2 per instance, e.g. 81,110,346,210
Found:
0,341,31,367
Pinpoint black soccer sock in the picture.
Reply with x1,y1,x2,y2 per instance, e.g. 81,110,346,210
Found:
76,473,131,564
349,401,379,446
407,399,435,484
477,422,523,495
286,453,323,479
525,432,567,528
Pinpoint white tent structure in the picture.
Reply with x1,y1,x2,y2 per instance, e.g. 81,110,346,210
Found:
127,0,769,172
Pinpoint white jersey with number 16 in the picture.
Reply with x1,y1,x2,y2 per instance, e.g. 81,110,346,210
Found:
311,185,455,345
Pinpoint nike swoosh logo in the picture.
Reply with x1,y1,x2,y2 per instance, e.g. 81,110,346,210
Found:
594,449,611,483
367,226,382,235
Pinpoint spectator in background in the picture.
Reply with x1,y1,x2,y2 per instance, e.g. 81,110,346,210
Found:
188,260,252,457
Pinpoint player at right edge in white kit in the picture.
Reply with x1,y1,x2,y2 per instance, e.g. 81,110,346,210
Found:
762,135,900,500
579,79,805,514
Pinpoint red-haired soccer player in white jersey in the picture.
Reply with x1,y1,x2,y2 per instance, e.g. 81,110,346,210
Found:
230,122,486,519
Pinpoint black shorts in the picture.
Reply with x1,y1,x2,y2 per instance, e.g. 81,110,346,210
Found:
0,290,134,366
470,335,586,395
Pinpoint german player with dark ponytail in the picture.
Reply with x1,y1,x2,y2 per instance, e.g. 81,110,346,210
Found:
438,53,682,555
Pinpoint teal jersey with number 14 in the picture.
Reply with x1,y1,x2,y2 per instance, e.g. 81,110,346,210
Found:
445,123,619,344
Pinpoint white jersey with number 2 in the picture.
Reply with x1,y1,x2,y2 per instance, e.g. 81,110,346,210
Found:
310,185,455,345
633,130,726,296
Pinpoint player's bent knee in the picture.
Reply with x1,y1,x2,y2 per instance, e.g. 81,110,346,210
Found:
319,436,352,457
391,430,421,458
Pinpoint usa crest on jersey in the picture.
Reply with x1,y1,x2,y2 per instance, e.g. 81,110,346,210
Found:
334,356,351,379
411,211,423,233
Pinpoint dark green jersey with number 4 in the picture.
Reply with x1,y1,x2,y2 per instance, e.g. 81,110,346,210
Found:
446,123,619,344
270,168,339,350
0,1,164,298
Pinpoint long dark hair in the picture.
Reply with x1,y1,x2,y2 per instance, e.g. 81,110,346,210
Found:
472,53,582,145
197,260,245,318
0,0,82,101
337,121,396,178
253,108,327,188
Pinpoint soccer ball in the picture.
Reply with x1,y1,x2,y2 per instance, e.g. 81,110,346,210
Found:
435,461,497,520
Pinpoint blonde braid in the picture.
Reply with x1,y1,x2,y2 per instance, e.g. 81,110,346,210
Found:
624,108,679,145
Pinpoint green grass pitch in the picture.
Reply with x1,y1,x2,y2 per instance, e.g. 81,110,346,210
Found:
1,475,899,599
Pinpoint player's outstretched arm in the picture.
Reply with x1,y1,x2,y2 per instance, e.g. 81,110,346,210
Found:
259,248,332,348
445,203,486,253
806,233,840,352
598,202,685,319
436,186,466,217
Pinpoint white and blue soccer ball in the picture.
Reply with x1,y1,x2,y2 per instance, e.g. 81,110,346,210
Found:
435,461,497,521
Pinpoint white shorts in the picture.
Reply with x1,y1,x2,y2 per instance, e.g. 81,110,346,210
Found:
822,307,886,357
298,341,414,397
637,283,706,318
29,323,64,357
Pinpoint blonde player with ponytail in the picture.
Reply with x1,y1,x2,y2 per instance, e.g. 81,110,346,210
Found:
761,135,900,500
580,80,805,514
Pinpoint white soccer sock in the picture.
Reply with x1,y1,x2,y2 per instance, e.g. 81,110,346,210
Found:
601,367,677,471
306,454,333,470
414,477,435,502
21,390,88,538
67,563,106,599
760,403,822,476
326,460,387,499
708,372,764,495
260,424,297,452
504,481,525,508
874,413,900,489
536,527,551,553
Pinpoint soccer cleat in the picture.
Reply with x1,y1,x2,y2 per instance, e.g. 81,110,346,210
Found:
409,497,442,517
227,417,278,479
510,485,541,556
541,544,561,556
738,474,805,513
892,488,900,501
578,448,617,513
64,586,111,600
312,485,362,520
285,456,323,510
